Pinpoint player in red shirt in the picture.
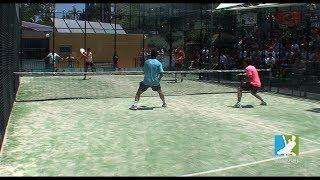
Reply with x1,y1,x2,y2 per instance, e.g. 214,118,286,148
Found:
174,48,185,82
234,59,267,108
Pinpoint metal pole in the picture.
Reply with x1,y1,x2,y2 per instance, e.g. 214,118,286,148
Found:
129,4,132,30
138,4,141,29
183,3,187,52
101,3,103,22
19,4,23,71
142,33,145,63
209,3,214,67
241,18,244,62
52,4,55,72
142,4,147,65
84,4,87,50
169,4,173,71
200,4,203,70
114,3,117,56
268,69,272,92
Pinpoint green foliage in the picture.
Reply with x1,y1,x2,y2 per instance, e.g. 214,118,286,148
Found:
78,3,111,22
146,36,169,51
20,3,54,26
214,33,237,48
62,6,82,20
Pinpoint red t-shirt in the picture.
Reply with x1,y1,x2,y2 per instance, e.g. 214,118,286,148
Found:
245,65,261,88
176,50,185,65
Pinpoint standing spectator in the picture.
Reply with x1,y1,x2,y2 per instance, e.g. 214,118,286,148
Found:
113,52,119,71
158,48,165,64
189,51,198,69
265,52,276,69
139,48,145,67
292,52,306,75
44,52,62,71
219,52,227,69
65,52,77,68
202,47,210,68
172,48,178,67
291,41,300,53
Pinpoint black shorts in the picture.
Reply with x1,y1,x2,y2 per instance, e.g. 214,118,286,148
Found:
175,63,183,70
85,62,94,67
241,82,260,93
138,81,161,92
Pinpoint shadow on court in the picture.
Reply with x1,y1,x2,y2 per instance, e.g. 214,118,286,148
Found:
306,108,320,113
164,80,179,83
227,105,254,108
131,106,163,110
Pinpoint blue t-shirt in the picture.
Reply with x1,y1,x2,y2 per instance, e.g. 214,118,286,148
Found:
143,59,164,86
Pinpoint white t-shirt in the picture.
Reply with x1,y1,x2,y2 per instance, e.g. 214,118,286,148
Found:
265,57,275,66
46,53,61,63
219,55,227,65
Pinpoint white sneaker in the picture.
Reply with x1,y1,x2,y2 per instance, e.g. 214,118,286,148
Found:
234,102,242,108
129,104,138,110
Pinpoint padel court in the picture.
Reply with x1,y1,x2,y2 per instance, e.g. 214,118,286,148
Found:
0,74,319,176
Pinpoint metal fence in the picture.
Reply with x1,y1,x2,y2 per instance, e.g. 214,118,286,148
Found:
0,4,20,150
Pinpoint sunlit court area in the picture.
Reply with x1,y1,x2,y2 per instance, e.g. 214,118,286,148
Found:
0,3,320,176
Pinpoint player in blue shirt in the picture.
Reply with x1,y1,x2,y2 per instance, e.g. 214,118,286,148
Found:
130,50,167,110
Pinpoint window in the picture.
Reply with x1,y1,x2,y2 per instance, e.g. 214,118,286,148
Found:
59,45,72,53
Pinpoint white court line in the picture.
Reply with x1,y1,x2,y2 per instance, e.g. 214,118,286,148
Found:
169,98,320,146
181,148,320,176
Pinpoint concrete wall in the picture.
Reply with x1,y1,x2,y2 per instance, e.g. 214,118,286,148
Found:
49,33,144,68
22,28,145,68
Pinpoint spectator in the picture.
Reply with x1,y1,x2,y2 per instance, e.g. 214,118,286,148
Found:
65,53,77,68
292,52,306,75
44,52,62,71
219,52,227,69
158,48,165,64
265,52,276,68
113,52,119,71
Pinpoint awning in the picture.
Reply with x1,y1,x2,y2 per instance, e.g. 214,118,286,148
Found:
215,3,244,10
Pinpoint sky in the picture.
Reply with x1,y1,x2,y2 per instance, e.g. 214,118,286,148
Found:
55,3,85,13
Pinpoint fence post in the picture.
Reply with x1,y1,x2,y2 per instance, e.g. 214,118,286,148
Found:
268,68,272,92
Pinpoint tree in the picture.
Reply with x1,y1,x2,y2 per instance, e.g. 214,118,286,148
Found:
146,36,169,51
20,3,54,26
65,6,82,20
79,3,111,22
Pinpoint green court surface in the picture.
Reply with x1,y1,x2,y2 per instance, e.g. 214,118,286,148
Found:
0,75,320,176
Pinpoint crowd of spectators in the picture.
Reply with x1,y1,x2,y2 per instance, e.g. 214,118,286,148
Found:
196,27,320,78
138,26,320,80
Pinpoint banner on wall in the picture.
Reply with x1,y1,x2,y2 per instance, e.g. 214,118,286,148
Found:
275,11,301,28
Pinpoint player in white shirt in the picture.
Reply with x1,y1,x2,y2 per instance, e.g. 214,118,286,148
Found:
82,48,96,80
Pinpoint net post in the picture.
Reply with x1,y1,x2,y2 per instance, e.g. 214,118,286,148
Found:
268,69,272,92
291,74,294,96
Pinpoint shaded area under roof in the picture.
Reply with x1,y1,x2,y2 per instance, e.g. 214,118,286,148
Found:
51,18,126,34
